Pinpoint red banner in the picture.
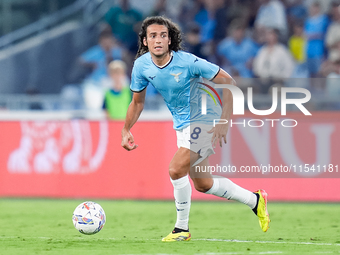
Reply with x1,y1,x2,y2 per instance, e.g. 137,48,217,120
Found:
0,112,339,201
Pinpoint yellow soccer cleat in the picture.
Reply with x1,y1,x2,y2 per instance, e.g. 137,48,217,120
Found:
254,189,270,232
161,229,191,242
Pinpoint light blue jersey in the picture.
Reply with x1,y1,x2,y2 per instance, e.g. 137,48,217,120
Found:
130,50,221,130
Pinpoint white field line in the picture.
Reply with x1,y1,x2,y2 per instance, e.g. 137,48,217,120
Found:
1,236,340,248
314,252,336,254
196,239,340,247
122,253,283,255
195,252,283,255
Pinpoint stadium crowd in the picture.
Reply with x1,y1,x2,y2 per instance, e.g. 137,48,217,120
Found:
79,0,340,115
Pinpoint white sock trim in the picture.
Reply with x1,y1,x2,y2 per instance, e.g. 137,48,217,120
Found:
205,178,219,195
170,175,190,190
205,177,257,209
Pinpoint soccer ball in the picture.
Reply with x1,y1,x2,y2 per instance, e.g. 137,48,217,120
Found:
72,201,106,235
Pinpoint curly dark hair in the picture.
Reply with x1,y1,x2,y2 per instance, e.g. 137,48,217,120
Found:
135,16,183,59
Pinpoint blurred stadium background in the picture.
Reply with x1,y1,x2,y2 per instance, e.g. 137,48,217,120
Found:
0,1,340,253
0,0,339,199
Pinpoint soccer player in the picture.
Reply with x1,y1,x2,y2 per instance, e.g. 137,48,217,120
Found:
121,16,270,242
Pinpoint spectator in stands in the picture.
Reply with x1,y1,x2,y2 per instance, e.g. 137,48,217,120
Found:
213,0,239,42
329,0,340,18
184,23,207,59
289,22,306,64
105,0,143,53
326,1,340,58
102,60,131,120
194,0,224,44
304,0,334,15
286,0,308,24
148,0,183,24
254,0,288,43
213,0,257,42
177,0,199,30
288,22,311,88
304,1,329,77
80,31,124,83
217,20,259,78
149,0,168,17
288,22,310,79
326,51,340,98
253,28,295,93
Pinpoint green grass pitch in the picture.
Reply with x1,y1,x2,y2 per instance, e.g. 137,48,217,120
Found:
1,199,340,255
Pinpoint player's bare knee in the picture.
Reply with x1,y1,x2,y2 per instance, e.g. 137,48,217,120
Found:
194,182,211,193
169,167,186,180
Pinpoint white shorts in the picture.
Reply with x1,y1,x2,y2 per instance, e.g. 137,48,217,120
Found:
176,124,215,166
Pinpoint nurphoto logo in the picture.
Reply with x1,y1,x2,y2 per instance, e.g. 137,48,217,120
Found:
200,83,312,128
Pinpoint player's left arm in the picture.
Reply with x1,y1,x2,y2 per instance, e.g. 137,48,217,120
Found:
209,68,236,147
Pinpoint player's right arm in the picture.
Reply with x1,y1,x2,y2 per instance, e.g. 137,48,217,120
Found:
121,59,148,151
121,90,146,151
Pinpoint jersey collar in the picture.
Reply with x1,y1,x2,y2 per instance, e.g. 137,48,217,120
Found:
151,51,173,69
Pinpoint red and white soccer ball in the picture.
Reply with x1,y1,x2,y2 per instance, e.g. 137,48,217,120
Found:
72,201,106,235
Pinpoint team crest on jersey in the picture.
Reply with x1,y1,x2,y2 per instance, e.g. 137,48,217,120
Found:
170,72,182,82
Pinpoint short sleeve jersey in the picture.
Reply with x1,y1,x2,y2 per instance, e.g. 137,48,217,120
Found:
130,51,221,130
